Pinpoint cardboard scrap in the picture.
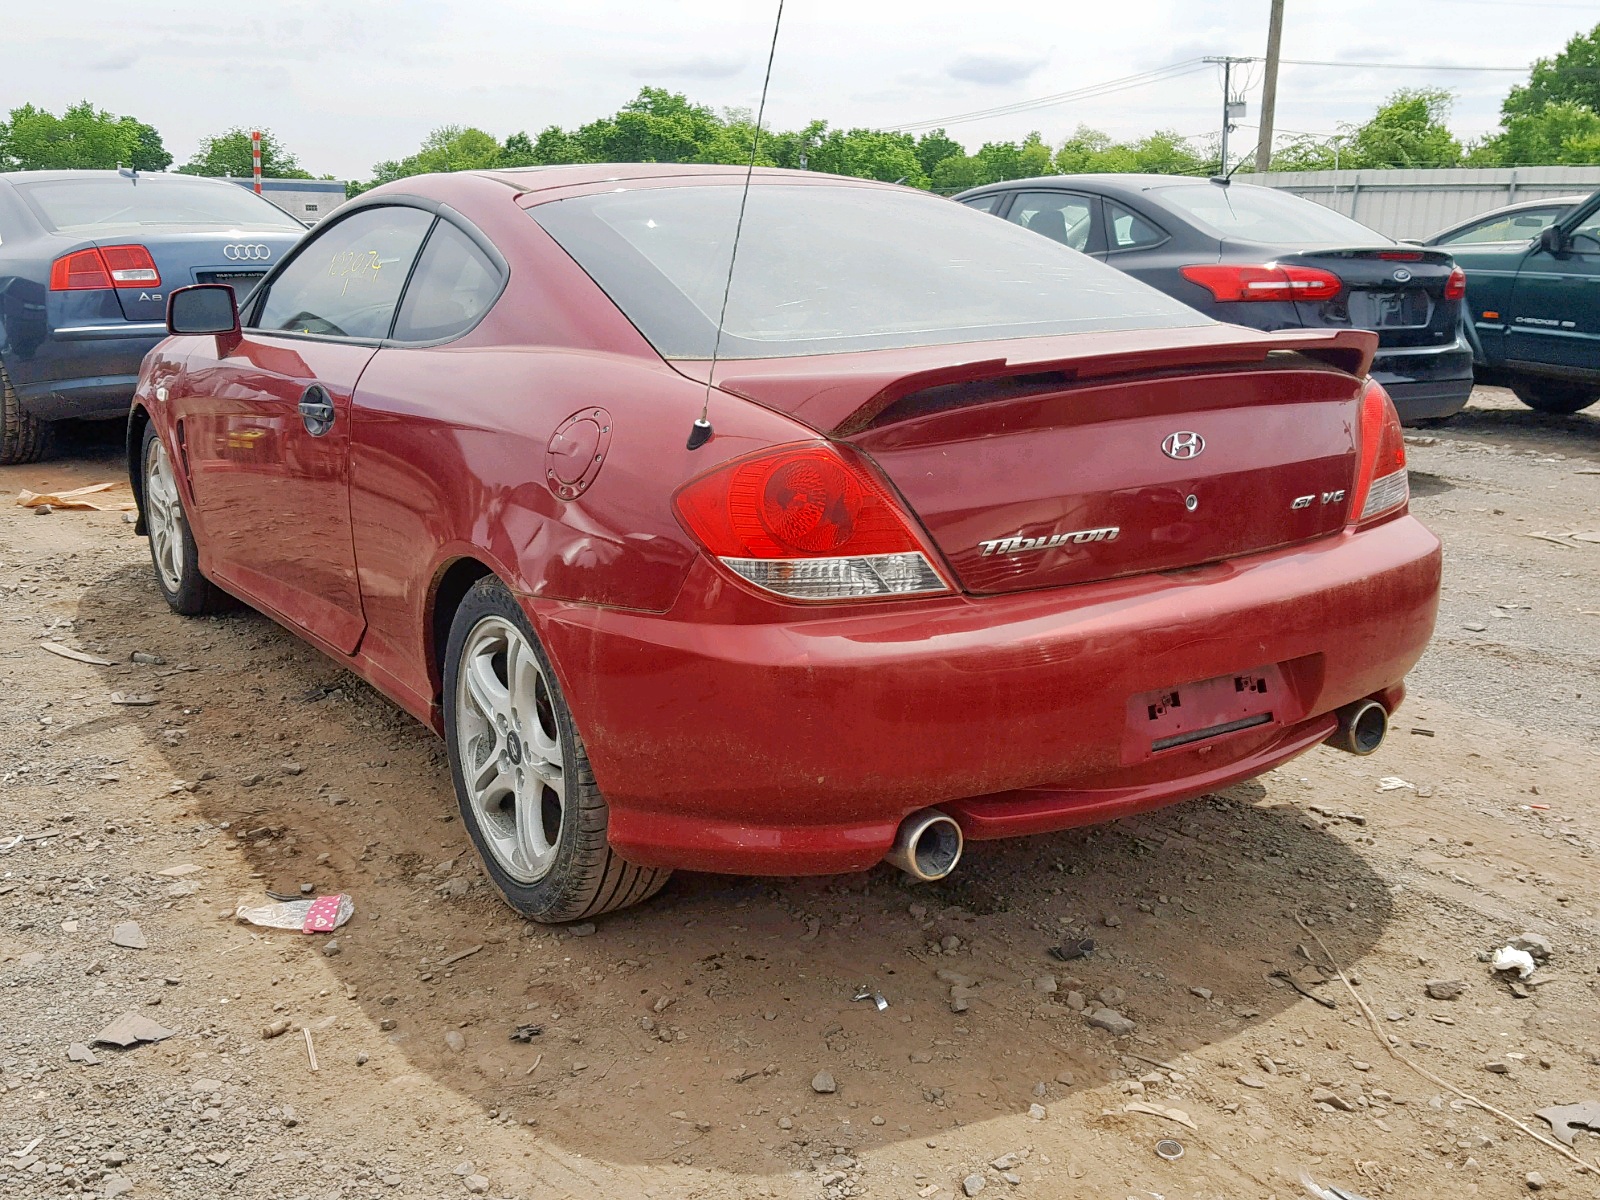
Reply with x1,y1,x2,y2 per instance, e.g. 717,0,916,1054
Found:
1535,1100,1600,1148
15,483,134,511
93,1011,175,1047
38,643,113,667
1123,1100,1197,1130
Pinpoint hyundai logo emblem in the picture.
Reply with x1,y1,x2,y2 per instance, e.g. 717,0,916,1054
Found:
223,243,272,261
1161,431,1205,460
1391,268,1412,283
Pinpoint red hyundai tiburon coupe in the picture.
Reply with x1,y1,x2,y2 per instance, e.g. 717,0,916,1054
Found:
129,165,1440,922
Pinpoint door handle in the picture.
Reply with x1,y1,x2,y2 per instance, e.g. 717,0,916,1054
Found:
298,385,335,437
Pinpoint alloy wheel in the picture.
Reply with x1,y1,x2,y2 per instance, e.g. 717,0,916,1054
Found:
454,615,566,883
144,436,187,595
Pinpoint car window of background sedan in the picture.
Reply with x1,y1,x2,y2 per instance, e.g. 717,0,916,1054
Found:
391,220,503,343
532,183,1208,359
1005,193,1093,251
1439,208,1564,245
253,206,434,341
1154,183,1388,246
14,177,304,232
1105,201,1166,251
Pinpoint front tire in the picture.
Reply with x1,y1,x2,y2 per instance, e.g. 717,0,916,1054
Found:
1510,376,1599,415
443,578,669,923
0,359,54,465
140,423,231,615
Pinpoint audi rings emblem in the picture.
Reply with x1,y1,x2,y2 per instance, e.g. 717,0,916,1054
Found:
223,243,272,261
1161,430,1206,460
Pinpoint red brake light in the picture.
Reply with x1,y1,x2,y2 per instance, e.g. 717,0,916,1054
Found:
1349,380,1408,525
49,245,160,290
1376,251,1424,261
674,443,950,601
50,248,113,290
1180,263,1342,303
1445,266,1467,301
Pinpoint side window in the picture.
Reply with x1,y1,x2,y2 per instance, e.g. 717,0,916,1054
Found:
1570,206,1600,252
958,195,1000,215
1106,201,1166,251
391,220,504,343
1441,209,1560,245
1005,192,1094,251
252,206,434,340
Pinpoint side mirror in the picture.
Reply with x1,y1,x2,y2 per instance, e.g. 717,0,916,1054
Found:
1537,225,1567,255
167,284,240,336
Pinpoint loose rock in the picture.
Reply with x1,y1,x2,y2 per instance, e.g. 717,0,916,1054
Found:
1425,979,1466,1001
110,922,147,950
1086,1009,1135,1036
962,1172,986,1196
811,1070,837,1094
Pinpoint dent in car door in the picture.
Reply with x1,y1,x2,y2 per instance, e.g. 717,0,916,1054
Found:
1505,199,1600,375
180,204,435,654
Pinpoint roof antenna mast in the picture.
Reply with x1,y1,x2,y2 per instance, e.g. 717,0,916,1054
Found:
687,0,786,451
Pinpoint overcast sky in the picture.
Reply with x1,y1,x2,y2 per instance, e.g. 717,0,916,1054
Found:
6,0,1596,179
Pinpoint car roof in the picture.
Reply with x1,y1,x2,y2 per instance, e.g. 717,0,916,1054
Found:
475,163,903,193
955,173,1222,200
0,169,244,186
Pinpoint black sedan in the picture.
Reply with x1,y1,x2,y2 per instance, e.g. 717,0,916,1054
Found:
0,170,306,464
955,175,1473,422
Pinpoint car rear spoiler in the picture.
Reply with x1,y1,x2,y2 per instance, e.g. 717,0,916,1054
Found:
694,327,1378,435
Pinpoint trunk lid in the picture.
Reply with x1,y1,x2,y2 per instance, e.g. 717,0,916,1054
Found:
1257,244,1461,348
696,325,1375,595
83,225,303,323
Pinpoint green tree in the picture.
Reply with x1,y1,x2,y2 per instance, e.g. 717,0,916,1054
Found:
1470,100,1600,166
0,101,169,171
367,126,505,187
914,129,965,178
499,131,538,167
807,128,927,187
1502,22,1600,119
1342,88,1463,168
180,127,311,178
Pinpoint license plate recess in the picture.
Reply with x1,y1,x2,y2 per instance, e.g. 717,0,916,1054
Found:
1127,665,1285,759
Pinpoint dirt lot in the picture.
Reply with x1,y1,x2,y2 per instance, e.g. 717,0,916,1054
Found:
2,386,1597,1200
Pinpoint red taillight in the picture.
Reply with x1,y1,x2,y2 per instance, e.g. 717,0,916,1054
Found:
50,248,112,290
49,244,160,290
1349,380,1408,526
1444,266,1467,301
674,443,949,601
1376,251,1424,261
1180,263,1342,303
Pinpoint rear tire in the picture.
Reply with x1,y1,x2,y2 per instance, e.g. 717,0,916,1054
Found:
0,359,55,465
443,577,670,923
1510,377,1599,415
140,423,232,615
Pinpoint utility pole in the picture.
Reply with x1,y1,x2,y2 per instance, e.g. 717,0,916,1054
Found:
1255,0,1285,172
1204,56,1253,175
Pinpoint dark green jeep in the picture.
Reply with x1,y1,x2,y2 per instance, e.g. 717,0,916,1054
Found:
1432,189,1600,414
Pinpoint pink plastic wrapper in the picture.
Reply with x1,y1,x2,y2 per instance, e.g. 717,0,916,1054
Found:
234,893,354,933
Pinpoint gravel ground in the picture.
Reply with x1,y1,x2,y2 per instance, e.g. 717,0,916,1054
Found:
1,386,1596,1200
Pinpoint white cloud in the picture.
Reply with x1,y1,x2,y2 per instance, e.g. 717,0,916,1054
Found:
0,0,1568,179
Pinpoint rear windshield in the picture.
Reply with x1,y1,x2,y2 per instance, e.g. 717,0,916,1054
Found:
1153,184,1389,246
531,183,1207,359
16,177,305,233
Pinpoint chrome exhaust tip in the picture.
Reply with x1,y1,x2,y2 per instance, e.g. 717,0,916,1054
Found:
885,809,964,882
1326,699,1389,756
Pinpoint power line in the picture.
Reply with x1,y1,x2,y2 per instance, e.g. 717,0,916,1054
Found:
889,59,1211,131
1278,58,1529,71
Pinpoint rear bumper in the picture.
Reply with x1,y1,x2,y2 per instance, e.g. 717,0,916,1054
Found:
1371,337,1474,422
535,515,1442,876
8,329,165,421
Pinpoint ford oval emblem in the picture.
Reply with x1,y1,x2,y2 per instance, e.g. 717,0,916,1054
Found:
1391,268,1412,283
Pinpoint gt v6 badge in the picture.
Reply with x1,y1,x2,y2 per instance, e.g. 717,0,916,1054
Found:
1291,489,1346,510
978,526,1120,556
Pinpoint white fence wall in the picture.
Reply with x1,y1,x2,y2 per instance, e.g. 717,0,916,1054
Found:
1228,167,1600,241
